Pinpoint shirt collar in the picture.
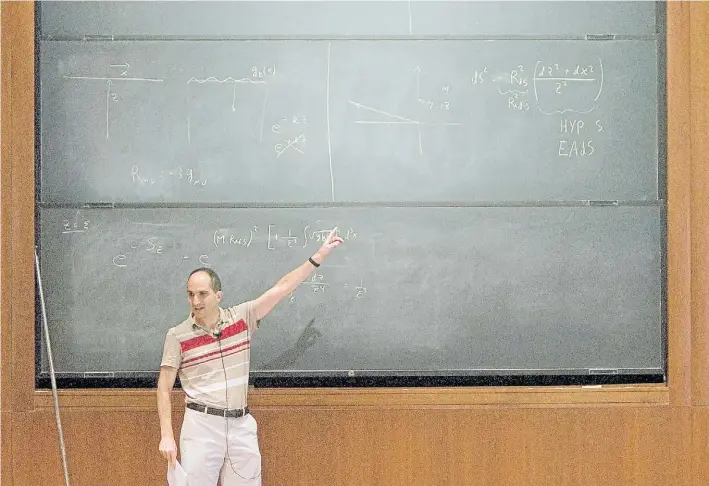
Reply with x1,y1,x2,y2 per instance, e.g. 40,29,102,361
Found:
189,307,227,333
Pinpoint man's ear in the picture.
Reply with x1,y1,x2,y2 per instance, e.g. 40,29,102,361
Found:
216,290,223,302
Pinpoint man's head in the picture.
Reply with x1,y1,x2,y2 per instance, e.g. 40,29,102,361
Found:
186,267,223,322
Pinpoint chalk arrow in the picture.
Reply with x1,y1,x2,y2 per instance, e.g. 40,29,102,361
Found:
413,65,422,95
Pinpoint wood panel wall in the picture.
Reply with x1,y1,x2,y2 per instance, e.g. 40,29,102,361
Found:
1,2,708,485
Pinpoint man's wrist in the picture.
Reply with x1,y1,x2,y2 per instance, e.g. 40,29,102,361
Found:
308,255,321,267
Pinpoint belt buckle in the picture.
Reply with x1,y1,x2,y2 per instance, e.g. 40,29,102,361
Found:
223,408,241,418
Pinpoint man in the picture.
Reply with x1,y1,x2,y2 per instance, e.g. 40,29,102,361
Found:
157,227,344,486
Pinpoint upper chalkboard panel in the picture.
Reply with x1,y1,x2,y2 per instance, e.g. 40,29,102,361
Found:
39,1,658,38
39,39,659,203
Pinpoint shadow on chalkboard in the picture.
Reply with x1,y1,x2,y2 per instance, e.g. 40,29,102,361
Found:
260,318,322,370
34,315,666,389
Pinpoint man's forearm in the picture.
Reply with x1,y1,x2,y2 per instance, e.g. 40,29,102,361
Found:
272,251,324,296
254,228,343,320
157,389,174,439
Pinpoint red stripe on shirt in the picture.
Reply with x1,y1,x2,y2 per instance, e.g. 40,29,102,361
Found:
180,319,249,354
220,319,249,340
182,340,251,369
182,342,248,369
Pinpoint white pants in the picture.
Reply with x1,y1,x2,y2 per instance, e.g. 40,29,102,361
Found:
180,407,262,486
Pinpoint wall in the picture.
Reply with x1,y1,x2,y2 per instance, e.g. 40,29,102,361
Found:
1,2,708,485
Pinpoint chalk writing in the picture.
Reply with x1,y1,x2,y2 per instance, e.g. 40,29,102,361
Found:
418,97,451,111
99,223,366,300
533,58,604,115
471,67,487,85
213,227,257,249
131,165,155,185
487,65,532,112
112,252,210,268
131,165,208,187
287,275,368,302
275,134,308,158
303,272,329,293
302,226,357,248
350,280,368,299
557,116,603,158
252,64,276,78
272,116,308,133
267,225,358,250
472,59,604,116
213,224,357,251
558,140,594,158
109,62,130,77
293,274,367,298
61,211,91,234
112,234,210,268
271,115,309,158
169,167,208,186
110,228,366,300
464,58,608,158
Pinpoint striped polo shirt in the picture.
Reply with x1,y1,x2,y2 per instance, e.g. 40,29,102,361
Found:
160,302,259,410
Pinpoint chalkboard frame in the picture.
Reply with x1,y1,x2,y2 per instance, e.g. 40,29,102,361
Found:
33,1,669,389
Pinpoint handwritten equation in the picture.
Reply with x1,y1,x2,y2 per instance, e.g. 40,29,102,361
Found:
55,215,366,299
108,235,367,300
110,235,212,269
61,211,91,234
271,115,309,159
212,224,358,250
108,234,366,300
471,59,604,114
131,164,208,187
291,273,367,301
469,59,605,159
59,49,618,193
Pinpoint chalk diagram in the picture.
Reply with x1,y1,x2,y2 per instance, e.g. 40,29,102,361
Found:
348,66,462,155
63,62,164,139
185,71,271,145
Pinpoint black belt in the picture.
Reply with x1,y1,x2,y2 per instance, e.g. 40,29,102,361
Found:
186,402,250,418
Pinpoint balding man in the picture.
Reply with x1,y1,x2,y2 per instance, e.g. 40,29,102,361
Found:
157,228,344,486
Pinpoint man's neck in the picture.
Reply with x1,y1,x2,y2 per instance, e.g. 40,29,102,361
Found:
194,309,220,331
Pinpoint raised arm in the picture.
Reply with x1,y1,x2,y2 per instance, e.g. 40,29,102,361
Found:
252,226,344,320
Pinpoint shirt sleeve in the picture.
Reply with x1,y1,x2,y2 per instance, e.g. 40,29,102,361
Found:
232,300,260,334
160,328,181,369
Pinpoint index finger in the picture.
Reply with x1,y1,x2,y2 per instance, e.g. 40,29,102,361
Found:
327,226,339,240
